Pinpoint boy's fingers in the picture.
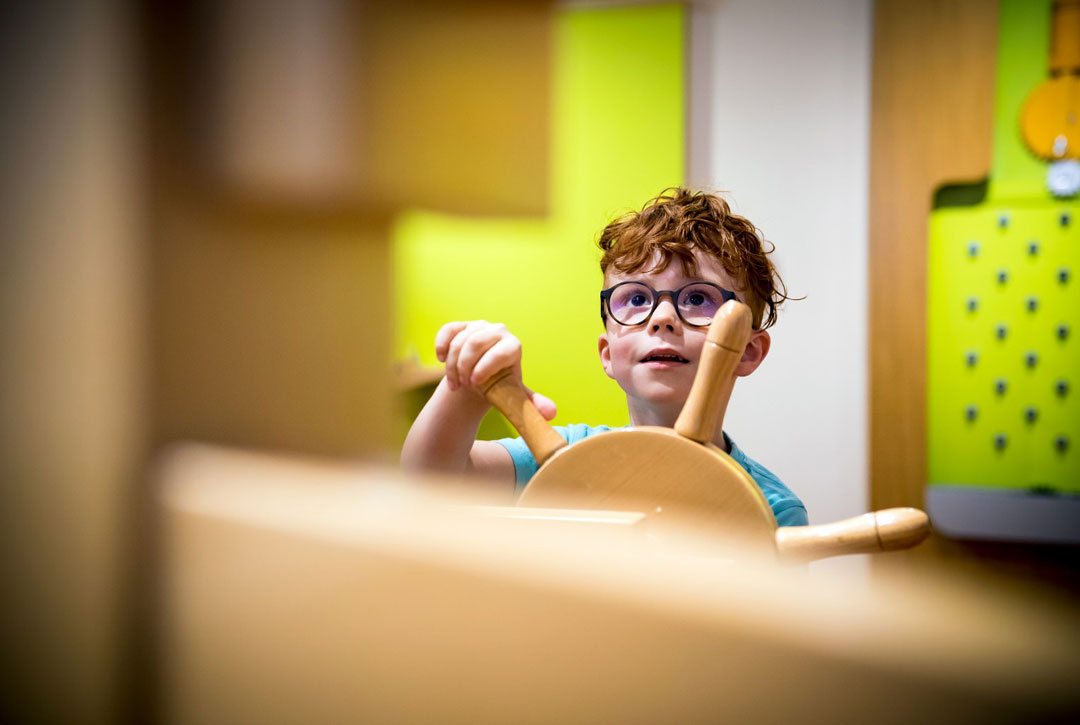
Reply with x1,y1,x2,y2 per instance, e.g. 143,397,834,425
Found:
434,321,469,363
456,327,504,388
526,389,557,421
469,334,521,387
443,329,468,389
443,321,488,390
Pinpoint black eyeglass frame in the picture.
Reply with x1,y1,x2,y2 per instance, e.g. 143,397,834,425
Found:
599,281,737,328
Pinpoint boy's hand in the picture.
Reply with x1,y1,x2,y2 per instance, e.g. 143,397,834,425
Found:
435,320,557,421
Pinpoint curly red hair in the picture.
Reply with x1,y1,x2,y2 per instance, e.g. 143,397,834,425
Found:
598,187,792,329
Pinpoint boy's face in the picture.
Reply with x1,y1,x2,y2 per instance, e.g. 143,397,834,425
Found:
598,250,770,422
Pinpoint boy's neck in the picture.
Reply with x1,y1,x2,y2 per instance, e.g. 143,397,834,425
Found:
626,400,730,452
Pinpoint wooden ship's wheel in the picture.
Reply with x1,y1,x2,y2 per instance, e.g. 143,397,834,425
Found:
484,301,929,562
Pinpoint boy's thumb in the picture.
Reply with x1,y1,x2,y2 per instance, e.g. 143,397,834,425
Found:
526,389,557,421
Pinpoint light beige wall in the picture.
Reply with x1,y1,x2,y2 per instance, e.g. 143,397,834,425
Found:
689,0,873,546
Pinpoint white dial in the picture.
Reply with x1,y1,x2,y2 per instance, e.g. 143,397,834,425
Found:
1047,159,1080,198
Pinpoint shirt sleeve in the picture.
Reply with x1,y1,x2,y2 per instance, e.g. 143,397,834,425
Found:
773,504,809,527
492,435,540,487
493,425,600,488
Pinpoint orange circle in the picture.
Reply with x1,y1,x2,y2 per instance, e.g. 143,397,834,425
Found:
1020,75,1080,160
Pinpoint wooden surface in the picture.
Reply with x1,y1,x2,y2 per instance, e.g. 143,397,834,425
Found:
775,508,930,564
0,3,140,719
483,369,568,466
1051,0,1080,72
156,444,1080,722
868,0,998,542
203,1,551,216
673,301,750,443
143,1,554,459
360,1,552,216
520,427,780,549
135,4,556,720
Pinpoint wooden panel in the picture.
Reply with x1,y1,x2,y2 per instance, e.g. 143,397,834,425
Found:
0,2,141,721
152,204,395,458
361,1,552,216
156,444,1080,722
143,1,554,459
200,0,551,217
868,1,998,560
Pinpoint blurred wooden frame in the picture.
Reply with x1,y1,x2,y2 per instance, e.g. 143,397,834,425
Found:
206,0,552,217
144,0,554,459
869,1,997,559
157,444,1080,722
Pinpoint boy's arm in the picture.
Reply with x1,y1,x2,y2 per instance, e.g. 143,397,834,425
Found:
400,320,555,482
400,377,515,480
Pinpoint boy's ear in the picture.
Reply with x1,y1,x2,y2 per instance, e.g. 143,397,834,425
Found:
735,329,770,377
598,334,616,379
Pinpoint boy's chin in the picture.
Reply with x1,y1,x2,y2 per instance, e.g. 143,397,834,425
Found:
635,382,692,406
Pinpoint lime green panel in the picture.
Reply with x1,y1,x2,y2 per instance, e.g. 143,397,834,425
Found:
929,0,1080,493
928,203,1080,492
393,4,684,438
988,0,1052,202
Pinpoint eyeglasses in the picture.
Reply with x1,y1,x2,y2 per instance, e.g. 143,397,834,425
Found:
600,281,736,327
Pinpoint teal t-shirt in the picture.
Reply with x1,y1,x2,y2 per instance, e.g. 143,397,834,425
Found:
494,424,809,527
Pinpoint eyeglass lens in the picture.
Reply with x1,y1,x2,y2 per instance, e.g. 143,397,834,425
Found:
607,282,727,326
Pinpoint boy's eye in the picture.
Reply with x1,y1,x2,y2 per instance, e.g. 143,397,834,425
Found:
678,284,725,324
681,287,719,308
629,294,649,307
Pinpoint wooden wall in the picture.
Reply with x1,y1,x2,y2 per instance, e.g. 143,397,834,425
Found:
869,2,998,512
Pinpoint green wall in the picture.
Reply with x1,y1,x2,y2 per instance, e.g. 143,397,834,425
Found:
988,0,1052,201
927,0,1080,493
393,4,685,439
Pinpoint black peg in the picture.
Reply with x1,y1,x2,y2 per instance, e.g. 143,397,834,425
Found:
998,213,1010,228
965,405,978,422
1055,435,1069,453
965,351,979,367
1026,296,1039,312
995,378,1008,395
994,433,1008,450
967,241,980,258
1060,211,1071,227
1056,379,1070,397
1024,406,1038,424
1025,351,1039,368
1058,323,1070,341
1028,240,1040,256
967,297,979,312
1060,268,1071,284
997,269,1009,284
995,323,1008,340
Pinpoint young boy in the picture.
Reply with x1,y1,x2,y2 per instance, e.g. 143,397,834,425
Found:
401,187,807,526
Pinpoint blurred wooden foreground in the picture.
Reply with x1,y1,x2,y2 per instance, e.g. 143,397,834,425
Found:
1,1,551,721
157,444,1079,723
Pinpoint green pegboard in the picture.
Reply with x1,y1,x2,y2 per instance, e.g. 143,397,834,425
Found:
927,0,1080,540
928,202,1080,493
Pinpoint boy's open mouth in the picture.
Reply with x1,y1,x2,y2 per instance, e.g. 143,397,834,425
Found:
640,351,689,364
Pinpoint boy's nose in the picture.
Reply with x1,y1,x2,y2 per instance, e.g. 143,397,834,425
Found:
650,296,679,331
